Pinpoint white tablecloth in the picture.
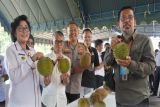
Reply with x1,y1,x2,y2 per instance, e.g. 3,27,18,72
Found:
67,92,116,107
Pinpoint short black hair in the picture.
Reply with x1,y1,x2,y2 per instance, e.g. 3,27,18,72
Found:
118,6,134,21
104,43,110,46
82,28,92,34
54,31,64,37
95,39,103,47
67,21,78,27
11,15,31,42
29,34,35,45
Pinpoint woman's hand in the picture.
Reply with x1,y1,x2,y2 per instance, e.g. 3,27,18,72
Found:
31,52,44,62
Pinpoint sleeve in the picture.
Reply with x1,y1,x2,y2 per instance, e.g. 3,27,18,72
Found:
103,48,116,66
127,38,156,77
93,48,100,67
5,47,36,84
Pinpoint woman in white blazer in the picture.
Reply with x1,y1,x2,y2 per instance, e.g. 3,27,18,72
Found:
42,31,71,107
5,15,44,107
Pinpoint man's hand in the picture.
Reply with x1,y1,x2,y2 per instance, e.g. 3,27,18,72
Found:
60,73,70,85
116,56,131,67
111,37,122,49
44,75,51,86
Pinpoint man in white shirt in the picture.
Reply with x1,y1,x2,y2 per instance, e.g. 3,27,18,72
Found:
0,55,8,107
42,31,71,107
94,39,105,88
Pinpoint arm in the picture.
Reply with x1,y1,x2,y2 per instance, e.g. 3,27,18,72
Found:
127,39,155,77
5,48,35,84
103,48,116,67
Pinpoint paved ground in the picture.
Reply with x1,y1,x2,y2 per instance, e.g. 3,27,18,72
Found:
149,96,160,107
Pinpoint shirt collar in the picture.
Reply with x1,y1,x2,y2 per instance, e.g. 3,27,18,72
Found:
121,29,137,43
14,41,30,51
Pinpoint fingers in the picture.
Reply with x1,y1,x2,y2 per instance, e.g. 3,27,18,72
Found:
60,73,70,85
111,37,122,49
60,73,69,80
116,56,131,67
44,75,51,86
31,52,44,61
36,52,44,60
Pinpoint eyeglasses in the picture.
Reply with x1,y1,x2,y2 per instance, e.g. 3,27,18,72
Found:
55,40,63,44
120,15,134,21
17,27,30,32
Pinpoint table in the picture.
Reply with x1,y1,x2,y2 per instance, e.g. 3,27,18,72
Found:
67,92,116,107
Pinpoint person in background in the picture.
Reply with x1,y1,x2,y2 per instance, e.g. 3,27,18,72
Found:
80,28,99,97
104,6,155,107
102,43,115,91
152,42,160,97
27,34,35,48
0,55,9,107
94,39,105,88
63,21,88,103
5,15,47,107
42,31,71,107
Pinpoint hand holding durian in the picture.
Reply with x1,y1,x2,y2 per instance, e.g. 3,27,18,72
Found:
31,52,44,62
111,36,131,67
60,73,70,85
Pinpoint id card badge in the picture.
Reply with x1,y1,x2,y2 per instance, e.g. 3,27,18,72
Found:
120,66,129,81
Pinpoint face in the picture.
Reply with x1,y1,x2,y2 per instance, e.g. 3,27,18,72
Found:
83,31,92,46
105,44,110,49
15,21,30,44
67,24,79,42
27,38,34,48
118,9,136,35
54,34,64,52
97,44,103,52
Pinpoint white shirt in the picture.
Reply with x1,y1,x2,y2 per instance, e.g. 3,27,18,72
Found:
155,50,160,66
0,55,7,102
5,41,43,107
94,52,105,77
42,52,71,107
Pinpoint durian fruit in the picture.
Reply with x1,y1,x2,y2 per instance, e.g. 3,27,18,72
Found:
93,101,106,107
113,42,129,60
95,88,110,99
58,58,70,74
90,92,103,104
37,57,53,76
80,52,91,69
78,98,90,107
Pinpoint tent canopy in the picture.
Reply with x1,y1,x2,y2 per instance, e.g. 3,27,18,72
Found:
0,0,160,35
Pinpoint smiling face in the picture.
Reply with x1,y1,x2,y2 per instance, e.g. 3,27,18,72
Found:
118,9,136,36
15,21,30,44
67,24,79,42
83,31,92,46
54,34,64,52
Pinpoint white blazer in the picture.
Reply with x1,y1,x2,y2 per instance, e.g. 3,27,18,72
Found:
5,41,43,107
42,52,71,107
